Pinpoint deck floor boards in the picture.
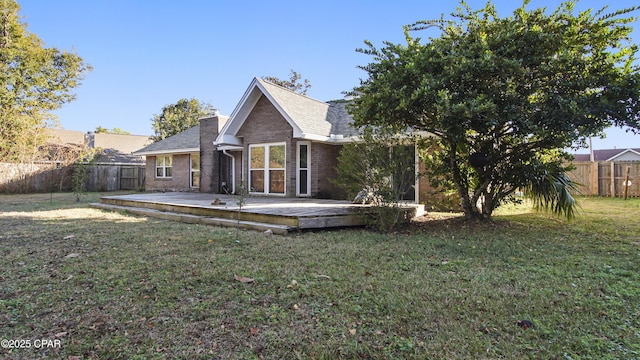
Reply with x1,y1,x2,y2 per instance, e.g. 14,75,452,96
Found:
96,192,424,232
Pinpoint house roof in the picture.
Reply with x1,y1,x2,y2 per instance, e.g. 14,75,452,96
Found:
573,148,640,162
134,125,200,156
93,149,146,165
216,78,357,147
91,133,152,154
48,129,86,145
47,129,148,164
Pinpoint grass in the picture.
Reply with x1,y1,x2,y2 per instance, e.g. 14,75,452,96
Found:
1,192,639,359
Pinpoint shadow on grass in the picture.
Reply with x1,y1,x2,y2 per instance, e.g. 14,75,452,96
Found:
0,191,138,213
2,196,639,359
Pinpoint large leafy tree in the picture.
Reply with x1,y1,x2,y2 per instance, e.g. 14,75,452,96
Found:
350,0,640,220
262,69,311,95
151,98,213,142
0,0,91,163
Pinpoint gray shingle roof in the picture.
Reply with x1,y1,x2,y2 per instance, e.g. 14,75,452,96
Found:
92,133,152,154
216,78,359,147
47,129,86,145
134,125,200,155
255,78,357,138
326,101,359,137
94,149,145,165
258,79,333,136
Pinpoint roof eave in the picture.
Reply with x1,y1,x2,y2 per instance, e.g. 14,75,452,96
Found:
214,134,243,147
134,148,200,156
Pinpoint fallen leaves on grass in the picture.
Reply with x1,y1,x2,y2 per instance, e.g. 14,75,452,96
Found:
234,274,254,283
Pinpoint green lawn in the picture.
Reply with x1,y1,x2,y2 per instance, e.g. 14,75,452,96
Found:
1,193,639,359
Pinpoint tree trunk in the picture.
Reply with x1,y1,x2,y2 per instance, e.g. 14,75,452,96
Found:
448,143,478,219
480,193,495,219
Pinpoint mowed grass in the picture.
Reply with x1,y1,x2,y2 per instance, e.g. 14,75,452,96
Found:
1,193,639,359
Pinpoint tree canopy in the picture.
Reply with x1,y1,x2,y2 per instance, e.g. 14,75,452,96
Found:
0,0,91,163
94,126,131,135
262,70,311,95
350,0,640,220
151,98,213,142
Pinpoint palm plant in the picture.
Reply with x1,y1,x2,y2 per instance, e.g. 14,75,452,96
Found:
526,170,582,221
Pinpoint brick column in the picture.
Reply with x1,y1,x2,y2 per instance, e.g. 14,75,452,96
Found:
199,116,220,193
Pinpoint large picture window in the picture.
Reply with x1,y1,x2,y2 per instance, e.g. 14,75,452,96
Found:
156,156,172,178
249,143,285,194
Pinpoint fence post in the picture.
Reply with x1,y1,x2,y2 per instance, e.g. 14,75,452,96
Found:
623,165,631,200
590,162,599,195
610,161,615,197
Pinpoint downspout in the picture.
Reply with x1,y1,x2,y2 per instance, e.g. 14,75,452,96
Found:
222,150,235,194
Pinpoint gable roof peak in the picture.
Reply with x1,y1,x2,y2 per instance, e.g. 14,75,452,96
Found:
255,77,329,106
216,77,357,147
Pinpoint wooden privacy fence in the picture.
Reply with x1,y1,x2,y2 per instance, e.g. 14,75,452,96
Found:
568,161,640,197
86,165,146,191
0,162,145,193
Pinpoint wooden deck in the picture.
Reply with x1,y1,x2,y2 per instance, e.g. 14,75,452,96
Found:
91,192,424,234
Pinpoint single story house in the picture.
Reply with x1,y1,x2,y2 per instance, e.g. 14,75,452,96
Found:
573,148,640,162
135,77,441,205
134,117,228,192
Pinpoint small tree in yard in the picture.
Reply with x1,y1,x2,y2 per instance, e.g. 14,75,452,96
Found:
350,1,640,220
71,149,97,202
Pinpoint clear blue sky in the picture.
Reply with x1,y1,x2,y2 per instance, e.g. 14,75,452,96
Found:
17,0,640,151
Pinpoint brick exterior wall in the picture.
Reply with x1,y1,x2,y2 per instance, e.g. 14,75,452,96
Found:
144,154,195,192
199,116,221,193
236,95,295,196
233,95,347,199
309,142,346,199
417,159,461,211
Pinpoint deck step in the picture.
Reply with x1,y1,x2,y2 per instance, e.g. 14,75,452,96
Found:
89,203,295,235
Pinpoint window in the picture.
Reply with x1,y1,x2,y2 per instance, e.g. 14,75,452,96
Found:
250,146,265,192
249,143,285,194
156,156,172,178
190,154,200,188
296,142,310,196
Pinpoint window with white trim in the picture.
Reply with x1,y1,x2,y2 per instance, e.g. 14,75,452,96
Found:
190,154,200,188
296,141,311,196
249,143,285,194
156,156,172,178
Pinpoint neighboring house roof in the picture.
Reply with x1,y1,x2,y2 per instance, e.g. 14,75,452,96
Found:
93,149,146,165
90,133,152,154
48,129,86,145
134,125,200,156
216,77,357,148
573,148,640,162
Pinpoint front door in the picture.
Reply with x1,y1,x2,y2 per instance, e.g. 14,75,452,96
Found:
296,142,311,197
